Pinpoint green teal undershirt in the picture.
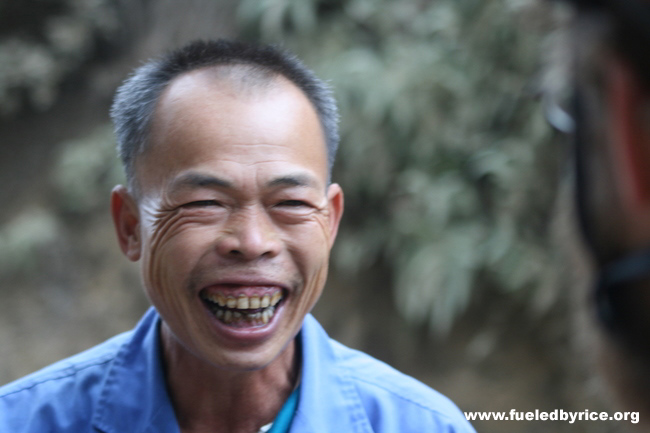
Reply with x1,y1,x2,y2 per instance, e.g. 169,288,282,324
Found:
267,385,300,433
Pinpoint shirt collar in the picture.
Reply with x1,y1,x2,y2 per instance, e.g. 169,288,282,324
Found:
291,315,373,432
92,307,179,433
90,309,373,433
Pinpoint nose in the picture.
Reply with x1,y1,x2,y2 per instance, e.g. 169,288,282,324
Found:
215,207,282,261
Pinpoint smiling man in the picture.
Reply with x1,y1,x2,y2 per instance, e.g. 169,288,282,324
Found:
0,40,474,433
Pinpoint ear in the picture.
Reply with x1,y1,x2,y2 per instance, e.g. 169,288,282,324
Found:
326,183,344,249
606,55,650,213
110,185,142,261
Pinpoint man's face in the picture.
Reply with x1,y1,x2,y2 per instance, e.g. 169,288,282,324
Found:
114,69,343,371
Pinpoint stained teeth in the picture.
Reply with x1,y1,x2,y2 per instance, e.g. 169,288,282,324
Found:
212,304,277,325
205,290,283,326
237,296,249,309
205,292,282,309
217,294,226,307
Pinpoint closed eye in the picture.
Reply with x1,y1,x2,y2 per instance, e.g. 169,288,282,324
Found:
277,200,309,207
182,200,222,207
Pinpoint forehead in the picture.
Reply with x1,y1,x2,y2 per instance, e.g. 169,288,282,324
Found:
136,68,327,191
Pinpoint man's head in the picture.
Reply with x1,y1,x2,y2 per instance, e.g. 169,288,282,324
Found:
108,40,344,372
554,0,650,423
111,39,340,192
560,0,650,267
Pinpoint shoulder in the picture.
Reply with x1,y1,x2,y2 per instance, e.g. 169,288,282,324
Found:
330,339,475,432
0,331,129,396
0,331,131,431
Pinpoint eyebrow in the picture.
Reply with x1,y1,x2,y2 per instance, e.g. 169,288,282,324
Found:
266,174,318,189
169,172,318,193
170,173,232,193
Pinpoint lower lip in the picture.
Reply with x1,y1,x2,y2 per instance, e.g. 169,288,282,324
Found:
200,297,286,345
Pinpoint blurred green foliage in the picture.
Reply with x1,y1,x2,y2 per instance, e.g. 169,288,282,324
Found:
0,0,118,115
0,125,123,278
238,0,564,333
54,126,125,215
0,207,60,276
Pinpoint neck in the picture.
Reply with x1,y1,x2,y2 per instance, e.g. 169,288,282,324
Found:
160,323,299,433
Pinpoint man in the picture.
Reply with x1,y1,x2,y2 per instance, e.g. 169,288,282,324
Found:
0,40,474,432
548,0,650,428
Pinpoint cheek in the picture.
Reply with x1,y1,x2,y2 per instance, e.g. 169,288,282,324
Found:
141,215,215,294
286,215,332,262
285,216,333,299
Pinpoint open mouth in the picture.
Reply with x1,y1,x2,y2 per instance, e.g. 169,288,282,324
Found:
200,289,284,328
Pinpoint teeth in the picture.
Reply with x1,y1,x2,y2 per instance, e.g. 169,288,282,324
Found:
204,292,282,309
204,290,283,327
237,296,249,309
212,303,277,325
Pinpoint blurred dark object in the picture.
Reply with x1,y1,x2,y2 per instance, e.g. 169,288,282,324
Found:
560,0,650,86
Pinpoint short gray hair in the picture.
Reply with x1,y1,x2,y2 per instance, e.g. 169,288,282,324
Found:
110,39,340,190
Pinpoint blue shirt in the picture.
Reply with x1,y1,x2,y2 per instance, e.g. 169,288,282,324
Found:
0,308,475,432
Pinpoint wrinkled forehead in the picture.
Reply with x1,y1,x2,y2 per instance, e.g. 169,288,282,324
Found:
148,65,325,149
133,66,328,194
